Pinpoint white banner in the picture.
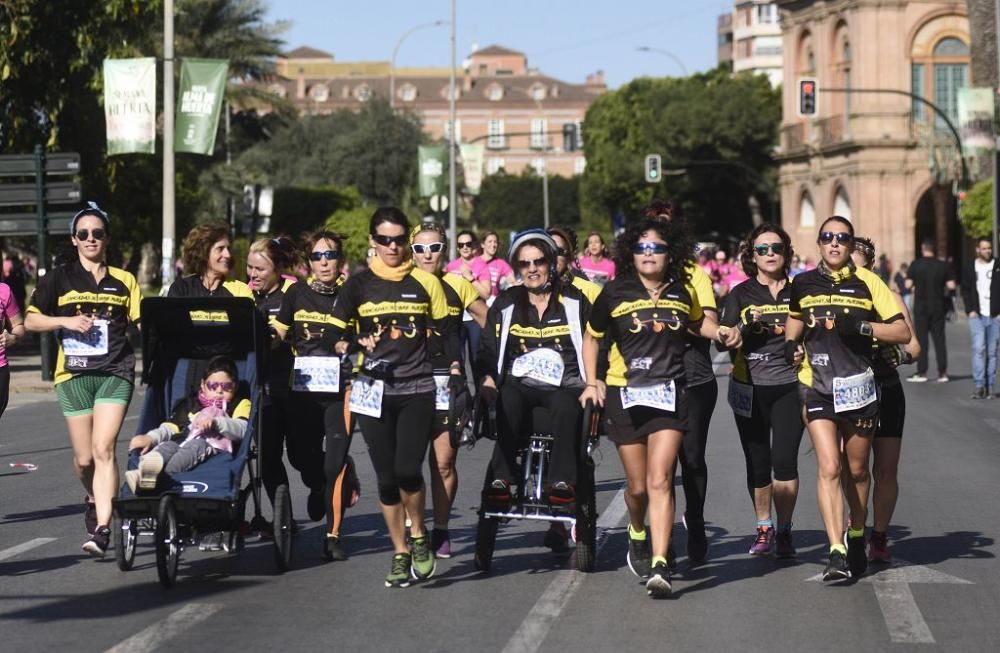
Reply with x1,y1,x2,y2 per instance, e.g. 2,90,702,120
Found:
460,143,485,196
103,57,156,155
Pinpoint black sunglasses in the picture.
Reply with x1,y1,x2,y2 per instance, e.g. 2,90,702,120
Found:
412,242,445,254
632,242,669,255
518,257,548,270
754,242,786,256
457,240,476,249
373,234,408,248
75,228,106,242
555,248,570,257
309,250,340,262
819,231,853,245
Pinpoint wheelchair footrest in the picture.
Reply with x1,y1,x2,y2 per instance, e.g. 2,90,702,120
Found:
482,509,576,525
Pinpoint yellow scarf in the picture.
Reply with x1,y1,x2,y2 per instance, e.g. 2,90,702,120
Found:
369,253,414,281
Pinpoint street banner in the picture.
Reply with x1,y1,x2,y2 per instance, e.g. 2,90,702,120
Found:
459,144,484,195
418,145,447,197
175,58,229,155
103,58,156,155
958,88,994,154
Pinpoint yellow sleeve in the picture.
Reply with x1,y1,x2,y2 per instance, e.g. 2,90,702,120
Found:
443,273,480,309
686,281,705,323
224,280,254,299
859,268,902,322
413,268,449,320
572,276,602,303
108,267,142,322
232,398,252,421
686,263,716,311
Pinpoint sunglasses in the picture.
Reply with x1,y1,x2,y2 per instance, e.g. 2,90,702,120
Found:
518,257,548,270
412,242,445,254
632,242,669,255
373,234,408,248
309,250,340,262
75,228,106,242
819,231,853,245
205,381,235,392
754,243,786,256
555,248,570,257
457,240,476,249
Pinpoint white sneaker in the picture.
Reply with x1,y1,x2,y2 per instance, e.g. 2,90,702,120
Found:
138,451,164,489
124,469,140,493
936,375,950,383
907,374,928,383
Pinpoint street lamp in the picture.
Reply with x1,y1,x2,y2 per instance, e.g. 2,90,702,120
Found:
390,20,447,109
635,46,689,76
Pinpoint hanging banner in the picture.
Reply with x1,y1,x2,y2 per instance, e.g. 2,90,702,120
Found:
418,145,447,197
103,58,157,155
175,58,229,155
958,88,994,155
459,144,485,196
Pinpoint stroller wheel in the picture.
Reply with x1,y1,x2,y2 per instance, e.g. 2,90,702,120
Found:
474,515,499,573
155,495,180,588
273,484,293,572
115,518,138,571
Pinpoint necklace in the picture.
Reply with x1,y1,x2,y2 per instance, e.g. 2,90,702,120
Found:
642,280,667,297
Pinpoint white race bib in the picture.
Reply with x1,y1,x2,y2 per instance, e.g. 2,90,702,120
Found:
61,319,109,357
434,375,450,411
349,376,384,418
832,368,877,413
510,348,565,387
728,379,754,418
621,381,676,412
292,356,341,393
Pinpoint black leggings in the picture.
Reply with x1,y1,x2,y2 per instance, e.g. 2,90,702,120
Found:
356,391,434,506
260,394,290,504
678,378,718,526
491,379,582,487
914,310,947,375
734,382,803,494
0,365,8,422
287,392,350,530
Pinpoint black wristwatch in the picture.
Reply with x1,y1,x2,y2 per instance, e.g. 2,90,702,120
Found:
859,321,873,337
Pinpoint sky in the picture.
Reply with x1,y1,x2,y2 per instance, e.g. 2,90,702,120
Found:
265,0,733,88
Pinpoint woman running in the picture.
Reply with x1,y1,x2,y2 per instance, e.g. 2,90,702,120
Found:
411,222,487,558
581,217,740,598
478,230,516,299
577,231,616,286
851,237,920,564
1,279,25,421
327,207,462,588
783,216,910,581
168,222,253,300
24,202,141,556
719,224,804,558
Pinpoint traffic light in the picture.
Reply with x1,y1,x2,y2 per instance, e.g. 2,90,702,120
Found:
798,79,818,117
563,123,577,152
645,154,662,183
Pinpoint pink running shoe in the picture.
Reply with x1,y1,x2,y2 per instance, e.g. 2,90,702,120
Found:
868,531,892,563
749,526,774,555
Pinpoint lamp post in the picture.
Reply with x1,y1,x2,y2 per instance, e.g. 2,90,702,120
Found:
635,46,689,76
162,0,175,286
390,20,446,109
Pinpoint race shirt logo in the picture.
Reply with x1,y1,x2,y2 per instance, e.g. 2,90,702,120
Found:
811,353,830,367
630,357,653,370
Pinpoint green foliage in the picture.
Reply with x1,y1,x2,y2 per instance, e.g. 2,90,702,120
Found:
960,179,994,239
324,206,375,266
269,186,360,238
472,171,580,233
580,66,781,240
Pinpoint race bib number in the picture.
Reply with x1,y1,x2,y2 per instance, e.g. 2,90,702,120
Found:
61,319,109,357
621,380,676,412
434,375,450,411
832,368,877,413
728,380,754,418
292,356,341,393
349,376,384,418
510,348,565,387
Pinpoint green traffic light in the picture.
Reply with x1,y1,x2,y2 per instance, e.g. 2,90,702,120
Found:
650,170,658,178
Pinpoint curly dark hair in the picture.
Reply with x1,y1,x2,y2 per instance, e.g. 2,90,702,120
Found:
181,222,230,277
853,236,876,269
613,217,692,284
547,225,578,255
641,198,684,223
738,222,794,278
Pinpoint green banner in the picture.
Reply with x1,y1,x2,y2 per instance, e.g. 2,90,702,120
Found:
418,145,447,197
459,144,484,196
103,57,157,155
175,58,229,155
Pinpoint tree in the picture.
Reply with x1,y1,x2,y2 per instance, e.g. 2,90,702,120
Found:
472,171,580,234
967,0,997,88
960,179,993,239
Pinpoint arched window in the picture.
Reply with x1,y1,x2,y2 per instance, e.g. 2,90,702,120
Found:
834,187,852,221
912,35,969,130
310,84,329,102
799,192,815,228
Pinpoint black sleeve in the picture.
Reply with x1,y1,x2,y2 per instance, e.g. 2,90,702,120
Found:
28,269,57,315
587,286,611,335
327,277,358,342
435,311,461,369
275,283,296,328
167,277,188,297
720,287,742,328
960,264,976,312
475,302,501,381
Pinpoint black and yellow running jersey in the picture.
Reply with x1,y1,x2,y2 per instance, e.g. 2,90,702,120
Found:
255,277,297,392
330,267,451,383
720,278,797,386
167,275,253,299
588,274,704,387
274,277,344,358
682,263,718,387
788,265,902,394
568,269,602,303
27,259,141,384
433,273,479,370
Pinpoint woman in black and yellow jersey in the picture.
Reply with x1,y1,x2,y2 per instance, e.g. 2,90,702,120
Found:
411,222,487,559
246,236,299,530
25,202,141,557
580,217,740,598
327,207,462,588
719,223,804,559
273,231,355,562
850,237,920,565
783,216,911,582
168,222,252,299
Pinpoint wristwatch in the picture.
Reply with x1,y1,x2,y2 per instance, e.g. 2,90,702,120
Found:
859,321,873,337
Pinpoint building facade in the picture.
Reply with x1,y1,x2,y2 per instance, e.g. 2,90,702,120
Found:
775,0,970,267
719,13,735,69
266,45,605,178
733,1,784,86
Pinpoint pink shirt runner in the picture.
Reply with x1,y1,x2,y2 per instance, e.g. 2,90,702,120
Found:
0,283,21,368
577,256,616,285
481,257,513,297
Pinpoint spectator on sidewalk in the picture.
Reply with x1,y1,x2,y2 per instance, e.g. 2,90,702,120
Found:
906,240,956,382
961,237,1000,399
894,262,913,313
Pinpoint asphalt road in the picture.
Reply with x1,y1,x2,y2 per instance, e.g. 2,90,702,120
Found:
1,318,998,653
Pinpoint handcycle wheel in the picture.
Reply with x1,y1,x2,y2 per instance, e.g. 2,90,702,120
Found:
574,459,597,572
273,483,293,572
155,495,180,588
474,515,499,573
114,517,138,571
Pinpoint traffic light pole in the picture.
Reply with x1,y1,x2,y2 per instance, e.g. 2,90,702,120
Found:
33,145,54,381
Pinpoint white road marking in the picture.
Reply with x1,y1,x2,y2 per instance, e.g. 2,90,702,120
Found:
501,486,627,653
0,537,58,562
104,603,224,653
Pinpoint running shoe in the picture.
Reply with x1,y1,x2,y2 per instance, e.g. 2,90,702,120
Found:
906,373,928,383
822,550,850,581
868,531,892,564
646,561,672,598
124,470,140,494
685,514,708,564
322,534,348,561
775,528,797,559
84,498,97,536
410,535,436,580
431,528,452,559
936,375,950,383
543,522,570,552
749,526,774,556
199,532,225,552
138,451,164,490
484,479,512,510
307,489,325,522
547,481,576,506
385,553,412,588
626,528,652,578
846,531,868,578
82,525,110,558
972,387,988,400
